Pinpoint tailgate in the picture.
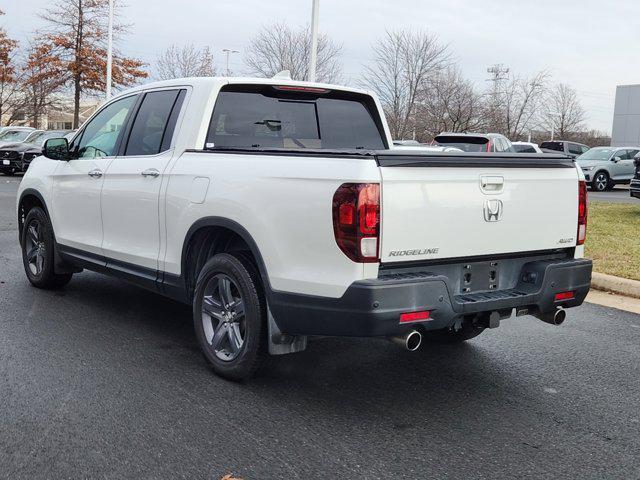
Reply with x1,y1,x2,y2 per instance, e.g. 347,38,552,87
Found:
377,153,579,263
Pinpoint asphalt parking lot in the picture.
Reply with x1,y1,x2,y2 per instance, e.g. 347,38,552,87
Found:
1,176,639,479
589,185,637,204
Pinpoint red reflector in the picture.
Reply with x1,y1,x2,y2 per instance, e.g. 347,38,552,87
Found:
400,311,431,323
555,291,575,301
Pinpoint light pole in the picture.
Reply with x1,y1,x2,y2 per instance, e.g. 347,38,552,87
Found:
222,49,239,77
106,0,114,100
308,0,319,82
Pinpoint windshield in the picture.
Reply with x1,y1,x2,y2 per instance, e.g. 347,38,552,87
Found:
24,131,45,143
207,86,386,150
577,148,614,161
0,130,32,142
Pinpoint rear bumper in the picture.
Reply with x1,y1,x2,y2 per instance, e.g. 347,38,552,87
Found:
270,257,592,337
630,179,640,199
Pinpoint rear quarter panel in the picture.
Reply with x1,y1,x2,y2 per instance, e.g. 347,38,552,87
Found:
163,152,381,298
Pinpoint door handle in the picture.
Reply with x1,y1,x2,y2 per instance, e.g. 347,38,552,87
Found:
141,168,160,178
88,169,103,179
480,175,504,194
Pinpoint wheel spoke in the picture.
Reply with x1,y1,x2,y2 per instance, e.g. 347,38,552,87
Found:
211,322,228,350
202,296,225,320
36,253,44,273
230,298,244,318
218,276,234,307
28,225,38,244
26,246,38,262
227,322,243,353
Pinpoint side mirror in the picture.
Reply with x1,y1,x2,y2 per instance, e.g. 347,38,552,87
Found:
43,138,70,160
612,156,621,162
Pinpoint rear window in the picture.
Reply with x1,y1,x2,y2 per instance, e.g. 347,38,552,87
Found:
434,135,488,152
513,144,536,153
540,141,563,152
206,85,386,150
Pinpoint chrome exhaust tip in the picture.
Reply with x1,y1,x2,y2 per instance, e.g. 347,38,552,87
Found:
389,330,422,351
535,307,566,326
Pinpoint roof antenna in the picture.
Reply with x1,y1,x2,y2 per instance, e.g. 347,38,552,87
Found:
272,70,292,80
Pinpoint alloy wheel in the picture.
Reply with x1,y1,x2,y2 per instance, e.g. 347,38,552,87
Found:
25,220,45,276
594,173,608,191
201,274,246,361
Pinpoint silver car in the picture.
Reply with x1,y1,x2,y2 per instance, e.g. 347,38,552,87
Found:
577,146,640,191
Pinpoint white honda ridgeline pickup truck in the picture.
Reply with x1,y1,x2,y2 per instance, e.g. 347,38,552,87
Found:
17,77,592,380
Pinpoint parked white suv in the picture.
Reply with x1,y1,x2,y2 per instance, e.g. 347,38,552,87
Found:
17,77,592,380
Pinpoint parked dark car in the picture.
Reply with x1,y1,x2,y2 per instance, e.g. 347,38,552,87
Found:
630,153,640,200
433,132,514,152
540,140,590,159
0,130,71,175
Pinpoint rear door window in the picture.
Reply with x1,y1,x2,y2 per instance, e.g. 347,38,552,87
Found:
206,85,386,150
124,89,185,156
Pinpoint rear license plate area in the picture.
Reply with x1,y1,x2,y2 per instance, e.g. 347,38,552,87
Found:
460,261,499,293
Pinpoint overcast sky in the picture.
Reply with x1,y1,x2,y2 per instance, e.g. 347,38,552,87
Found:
5,0,639,133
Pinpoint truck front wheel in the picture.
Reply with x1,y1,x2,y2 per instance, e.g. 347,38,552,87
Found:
193,252,267,381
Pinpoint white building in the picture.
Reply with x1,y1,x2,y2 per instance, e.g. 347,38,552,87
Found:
611,84,640,146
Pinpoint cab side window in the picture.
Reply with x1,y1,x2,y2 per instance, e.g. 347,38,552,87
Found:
124,89,186,156
568,143,583,155
71,95,137,159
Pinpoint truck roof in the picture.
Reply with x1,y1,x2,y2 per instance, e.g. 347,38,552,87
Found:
117,76,374,98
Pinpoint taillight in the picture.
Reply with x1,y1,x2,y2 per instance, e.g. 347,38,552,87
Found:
332,183,380,263
577,180,587,245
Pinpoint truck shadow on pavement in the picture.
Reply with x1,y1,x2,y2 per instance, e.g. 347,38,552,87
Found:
41,271,539,419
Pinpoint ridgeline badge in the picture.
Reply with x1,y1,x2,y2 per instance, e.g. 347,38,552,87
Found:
389,248,439,257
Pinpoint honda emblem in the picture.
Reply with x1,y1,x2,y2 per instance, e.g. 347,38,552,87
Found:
483,199,503,222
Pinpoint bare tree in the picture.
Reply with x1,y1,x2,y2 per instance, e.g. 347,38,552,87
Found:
244,22,342,82
542,83,585,138
416,66,485,139
485,70,549,139
156,43,216,80
362,29,450,140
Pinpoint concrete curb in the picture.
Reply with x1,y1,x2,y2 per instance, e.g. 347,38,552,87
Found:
591,272,640,299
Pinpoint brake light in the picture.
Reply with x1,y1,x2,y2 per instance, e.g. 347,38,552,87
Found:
273,85,329,94
555,291,575,301
486,141,492,152
332,183,380,263
577,180,588,245
400,311,431,323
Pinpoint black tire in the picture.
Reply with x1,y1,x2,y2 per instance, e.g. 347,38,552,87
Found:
591,171,610,192
422,321,485,344
193,252,267,381
21,207,73,289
